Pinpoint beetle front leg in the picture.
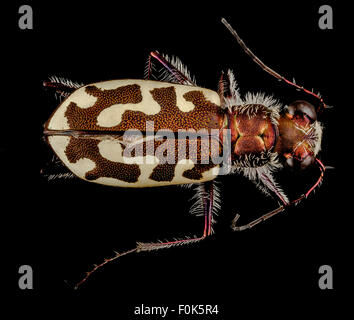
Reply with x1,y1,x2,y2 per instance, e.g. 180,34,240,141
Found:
231,206,286,231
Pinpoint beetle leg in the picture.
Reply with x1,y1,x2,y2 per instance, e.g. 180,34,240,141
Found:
232,159,326,231
43,76,83,100
40,154,77,181
138,181,219,252
218,69,242,109
147,51,197,86
232,207,283,231
258,171,289,206
74,181,219,289
144,53,156,80
231,171,289,231
74,247,139,289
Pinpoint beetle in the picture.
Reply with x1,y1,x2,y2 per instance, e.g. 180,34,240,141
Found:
42,18,328,288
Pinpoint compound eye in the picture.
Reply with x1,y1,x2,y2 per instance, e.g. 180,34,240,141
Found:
287,100,317,123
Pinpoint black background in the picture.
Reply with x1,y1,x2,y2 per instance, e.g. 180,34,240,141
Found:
3,0,350,317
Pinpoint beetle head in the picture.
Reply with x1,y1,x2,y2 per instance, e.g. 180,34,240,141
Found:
276,100,323,170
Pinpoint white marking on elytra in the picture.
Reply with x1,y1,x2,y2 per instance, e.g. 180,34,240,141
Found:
93,79,220,127
98,137,160,166
47,88,98,130
47,79,220,130
48,136,96,177
96,80,161,127
48,134,219,187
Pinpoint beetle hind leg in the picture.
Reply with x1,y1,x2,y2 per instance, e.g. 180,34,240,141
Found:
137,180,220,251
40,154,77,181
74,181,219,289
43,76,83,100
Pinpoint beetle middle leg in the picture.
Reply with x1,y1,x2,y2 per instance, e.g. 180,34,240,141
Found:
144,50,197,86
